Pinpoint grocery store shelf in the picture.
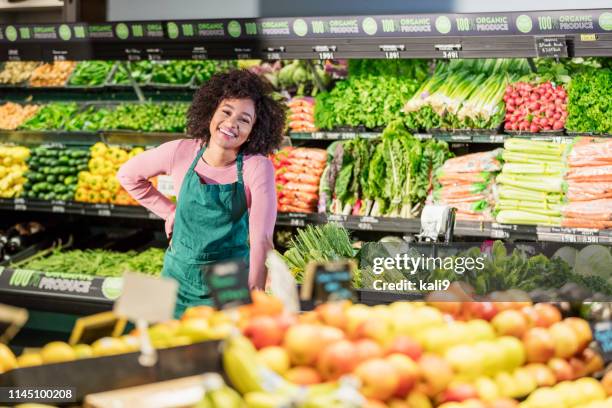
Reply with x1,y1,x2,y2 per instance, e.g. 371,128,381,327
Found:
2,199,611,244
1,9,612,61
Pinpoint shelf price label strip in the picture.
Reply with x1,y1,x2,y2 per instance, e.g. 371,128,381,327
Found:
1,9,611,60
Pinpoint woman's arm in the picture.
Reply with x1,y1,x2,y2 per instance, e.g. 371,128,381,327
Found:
247,157,277,289
117,140,180,236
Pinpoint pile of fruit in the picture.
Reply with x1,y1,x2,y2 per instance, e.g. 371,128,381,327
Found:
102,103,188,133
0,61,40,84
0,102,39,130
75,142,144,205
22,145,87,201
29,61,77,87
503,81,568,133
19,103,79,131
0,145,29,198
272,147,327,213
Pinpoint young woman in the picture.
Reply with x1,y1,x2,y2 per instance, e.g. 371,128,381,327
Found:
118,69,286,317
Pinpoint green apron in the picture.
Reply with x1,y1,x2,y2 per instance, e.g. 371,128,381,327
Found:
162,145,249,318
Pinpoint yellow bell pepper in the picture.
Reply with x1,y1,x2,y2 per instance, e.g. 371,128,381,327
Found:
88,174,104,191
75,188,88,202
99,189,112,203
91,142,108,158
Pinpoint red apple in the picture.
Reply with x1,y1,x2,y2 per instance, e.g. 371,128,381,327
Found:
439,383,478,403
568,357,588,380
492,310,529,338
354,317,394,345
466,302,498,321
418,353,454,397
354,358,399,401
581,348,605,376
285,366,322,385
354,339,384,363
532,303,562,328
488,398,520,408
283,324,325,366
563,317,592,352
315,301,350,330
316,340,357,381
549,322,579,359
242,315,284,349
386,353,420,397
319,325,345,347
522,327,555,363
386,335,423,361
275,313,297,332
364,399,388,408
548,357,574,382
524,363,556,387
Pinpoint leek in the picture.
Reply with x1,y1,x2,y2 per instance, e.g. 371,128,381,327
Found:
496,185,563,203
504,139,568,157
496,210,562,226
502,162,566,175
502,151,564,165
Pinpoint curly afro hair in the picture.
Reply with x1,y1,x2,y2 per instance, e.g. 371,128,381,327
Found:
187,69,286,156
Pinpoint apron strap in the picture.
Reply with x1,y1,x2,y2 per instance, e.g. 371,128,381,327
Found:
236,153,244,184
190,144,206,173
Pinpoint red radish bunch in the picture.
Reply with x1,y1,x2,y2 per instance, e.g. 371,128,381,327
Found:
503,81,568,132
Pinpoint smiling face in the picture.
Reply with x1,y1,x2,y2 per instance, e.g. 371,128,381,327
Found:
209,98,256,152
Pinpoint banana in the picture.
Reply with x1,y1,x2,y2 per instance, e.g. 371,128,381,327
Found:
244,391,292,408
207,386,246,408
222,335,298,397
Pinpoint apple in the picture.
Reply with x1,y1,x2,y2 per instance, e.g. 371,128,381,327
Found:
574,377,606,401
319,325,345,346
465,319,496,342
491,310,529,338
346,304,373,338
354,358,399,401
426,290,464,317
474,376,500,401
257,346,290,375
532,303,562,328
495,371,517,399
445,344,483,379
524,388,565,408
465,302,498,321
285,366,322,385
488,398,519,408
548,357,574,382
524,364,556,387
549,322,579,358
581,347,605,376
283,324,324,366
354,338,384,363
249,289,284,316
388,398,411,408
385,335,423,361
297,310,321,324
354,317,394,345
522,327,555,363
568,357,588,380
406,390,434,408
563,317,592,352
363,399,388,408
439,383,479,403
462,400,488,408
394,306,444,338
497,336,526,371
418,353,454,397
315,300,350,330
386,353,420,397
242,315,283,349
512,367,537,397
274,313,297,333
316,340,357,381
601,370,612,396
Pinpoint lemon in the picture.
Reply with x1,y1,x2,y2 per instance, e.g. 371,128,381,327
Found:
40,342,76,364
0,344,17,372
16,353,43,368
73,344,93,359
91,337,128,357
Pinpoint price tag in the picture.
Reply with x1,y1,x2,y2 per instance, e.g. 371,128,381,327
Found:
0,303,28,344
491,229,510,239
290,218,305,227
420,204,451,240
313,45,336,60
300,260,356,304
266,251,299,314
435,43,462,59
98,209,111,216
69,311,127,345
379,44,405,59
14,203,27,211
592,321,612,363
52,205,66,213
114,272,177,323
203,259,252,310
357,222,374,230
535,36,568,58
489,135,504,143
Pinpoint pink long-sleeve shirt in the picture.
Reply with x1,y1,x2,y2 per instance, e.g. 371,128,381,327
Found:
116,138,276,289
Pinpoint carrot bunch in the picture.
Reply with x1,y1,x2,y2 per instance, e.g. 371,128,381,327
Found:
271,147,327,213
287,97,317,133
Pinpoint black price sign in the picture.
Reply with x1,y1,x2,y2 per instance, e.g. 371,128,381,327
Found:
592,321,612,363
0,303,28,344
69,311,126,345
301,260,356,304
535,36,568,58
203,259,252,310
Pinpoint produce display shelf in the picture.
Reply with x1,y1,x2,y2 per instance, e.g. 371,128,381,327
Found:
2,199,611,244
289,131,611,144
1,9,612,61
0,130,183,147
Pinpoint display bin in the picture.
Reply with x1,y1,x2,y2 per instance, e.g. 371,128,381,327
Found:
0,340,223,402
